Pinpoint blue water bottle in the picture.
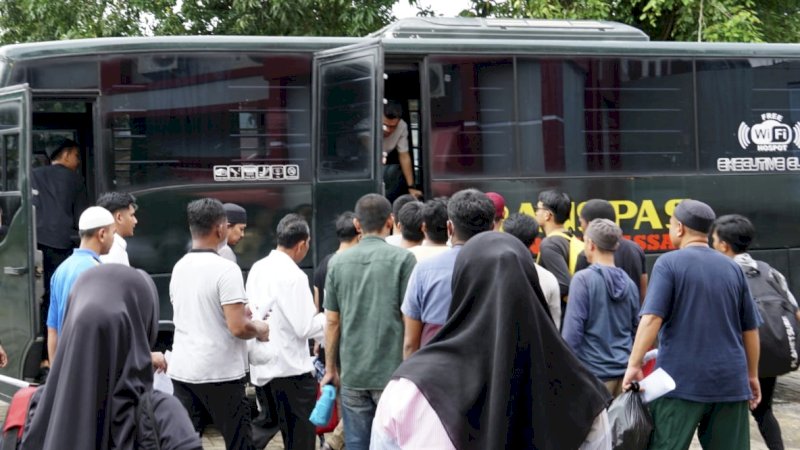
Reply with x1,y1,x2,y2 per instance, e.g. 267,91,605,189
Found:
309,384,336,426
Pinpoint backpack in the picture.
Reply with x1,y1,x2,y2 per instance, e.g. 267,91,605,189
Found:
1,386,39,450
0,386,162,450
745,261,800,378
539,231,585,275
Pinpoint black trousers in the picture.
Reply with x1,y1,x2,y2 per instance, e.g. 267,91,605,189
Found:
383,164,410,204
38,245,72,360
252,383,280,449
271,373,319,450
173,378,254,450
752,376,784,450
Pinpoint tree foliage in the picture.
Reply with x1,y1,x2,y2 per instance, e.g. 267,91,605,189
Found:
0,0,403,45
460,0,800,43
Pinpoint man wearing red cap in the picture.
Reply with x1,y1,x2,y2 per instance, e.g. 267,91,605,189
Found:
485,192,506,231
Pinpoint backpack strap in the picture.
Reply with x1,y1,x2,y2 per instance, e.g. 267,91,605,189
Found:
548,231,584,275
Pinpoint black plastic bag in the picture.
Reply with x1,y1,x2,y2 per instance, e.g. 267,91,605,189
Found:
607,382,653,450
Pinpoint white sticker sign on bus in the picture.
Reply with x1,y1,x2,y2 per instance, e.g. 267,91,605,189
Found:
213,164,300,181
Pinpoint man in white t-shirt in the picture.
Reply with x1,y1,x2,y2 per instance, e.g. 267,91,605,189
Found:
503,213,563,329
97,191,168,371
168,198,269,449
248,213,324,450
97,191,138,266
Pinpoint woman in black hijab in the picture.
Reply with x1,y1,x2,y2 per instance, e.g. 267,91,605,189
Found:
373,232,612,449
21,264,200,450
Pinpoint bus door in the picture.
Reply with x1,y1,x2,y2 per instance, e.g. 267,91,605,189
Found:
312,41,384,260
0,84,38,397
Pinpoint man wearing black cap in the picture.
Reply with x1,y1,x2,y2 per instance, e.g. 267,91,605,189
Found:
575,199,648,303
30,138,89,371
623,199,762,449
220,203,247,263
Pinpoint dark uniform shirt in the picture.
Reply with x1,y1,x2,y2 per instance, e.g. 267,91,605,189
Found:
31,164,89,249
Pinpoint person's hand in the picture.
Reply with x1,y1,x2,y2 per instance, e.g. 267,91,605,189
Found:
795,309,800,323
408,188,423,199
622,363,644,392
255,320,270,342
749,376,762,410
321,368,340,389
313,342,321,356
245,305,253,320
0,345,8,368
151,351,167,373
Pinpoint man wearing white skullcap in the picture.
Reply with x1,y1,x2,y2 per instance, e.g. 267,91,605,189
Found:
46,206,116,361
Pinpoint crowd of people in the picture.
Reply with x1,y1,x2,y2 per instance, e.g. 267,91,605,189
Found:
9,162,797,450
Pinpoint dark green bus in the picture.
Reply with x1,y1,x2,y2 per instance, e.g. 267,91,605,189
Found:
2,17,800,396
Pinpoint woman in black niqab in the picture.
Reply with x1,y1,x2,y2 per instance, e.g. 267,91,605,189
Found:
391,232,612,449
21,264,200,450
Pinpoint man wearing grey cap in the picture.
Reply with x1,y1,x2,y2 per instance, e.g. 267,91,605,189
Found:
46,206,116,361
562,219,639,396
623,199,762,449
220,203,247,263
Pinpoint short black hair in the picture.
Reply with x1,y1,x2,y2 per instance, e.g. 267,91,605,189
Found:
276,213,310,248
398,201,424,242
503,213,539,248
448,189,495,242
538,189,572,224
356,193,392,233
579,199,616,222
49,138,79,161
187,198,226,237
96,192,137,214
710,214,754,254
392,194,416,220
384,101,402,120
422,197,448,244
335,211,359,243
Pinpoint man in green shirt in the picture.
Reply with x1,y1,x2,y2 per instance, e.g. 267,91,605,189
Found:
322,193,416,450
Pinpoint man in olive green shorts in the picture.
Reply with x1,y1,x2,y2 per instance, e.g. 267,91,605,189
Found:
622,200,761,449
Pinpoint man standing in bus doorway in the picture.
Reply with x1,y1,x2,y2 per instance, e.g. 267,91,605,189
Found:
97,192,138,266
31,138,89,375
47,206,116,362
219,203,247,263
382,101,421,203
535,190,576,322
623,200,761,450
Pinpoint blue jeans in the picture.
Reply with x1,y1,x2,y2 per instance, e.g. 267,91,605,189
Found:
340,387,383,450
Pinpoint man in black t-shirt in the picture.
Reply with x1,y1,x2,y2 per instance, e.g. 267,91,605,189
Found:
534,190,574,301
314,212,360,313
574,199,648,303
30,138,89,371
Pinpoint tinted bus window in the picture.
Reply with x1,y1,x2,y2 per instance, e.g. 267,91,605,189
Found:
429,58,514,179
519,58,695,175
697,59,800,172
428,56,695,180
14,57,98,89
100,53,312,189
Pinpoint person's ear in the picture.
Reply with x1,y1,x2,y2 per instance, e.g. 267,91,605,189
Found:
353,218,363,234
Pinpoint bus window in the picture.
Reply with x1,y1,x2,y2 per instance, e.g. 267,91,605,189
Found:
428,58,514,179
696,58,800,170
317,55,376,181
17,57,98,90
99,53,312,189
519,58,695,175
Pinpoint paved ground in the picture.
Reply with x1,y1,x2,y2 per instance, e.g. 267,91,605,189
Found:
3,372,800,449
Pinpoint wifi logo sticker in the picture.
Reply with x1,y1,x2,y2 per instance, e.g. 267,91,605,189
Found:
738,113,800,152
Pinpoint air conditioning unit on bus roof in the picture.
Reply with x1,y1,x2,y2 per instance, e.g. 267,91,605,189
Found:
138,55,178,74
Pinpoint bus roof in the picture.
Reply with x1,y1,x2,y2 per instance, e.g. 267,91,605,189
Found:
372,17,650,42
3,17,800,63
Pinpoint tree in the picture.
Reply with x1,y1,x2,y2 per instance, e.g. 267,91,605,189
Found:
0,0,173,44
460,0,800,43
0,0,412,45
